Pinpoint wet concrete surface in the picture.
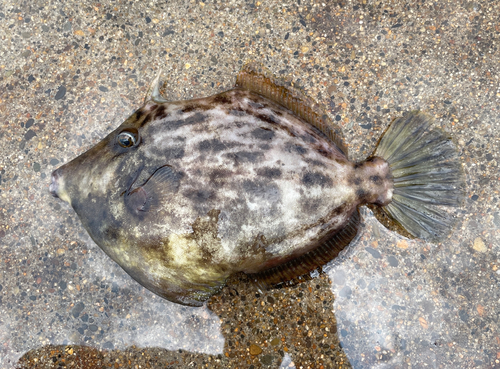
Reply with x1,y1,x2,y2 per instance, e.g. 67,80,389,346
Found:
1,0,499,368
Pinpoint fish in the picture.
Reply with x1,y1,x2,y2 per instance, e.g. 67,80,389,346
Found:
49,63,464,306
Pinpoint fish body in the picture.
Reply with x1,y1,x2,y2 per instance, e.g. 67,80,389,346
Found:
50,64,463,306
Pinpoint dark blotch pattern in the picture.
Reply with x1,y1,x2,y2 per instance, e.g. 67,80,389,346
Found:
286,143,308,155
249,101,265,109
212,94,232,105
152,146,185,161
165,112,207,131
356,188,368,200
301,172,333,188
181,104,198,113
299,196,322,215
256,167,282,179
242,180,281,203
155,105,168,119
137,112,148,127
316,148,330,158
104,226,120,241
227,151,264,164
349,177,362,186
300,133,318,144
198,138,227,152
370,175,383,185
251,127,275,141
229,109,246,116
209,168,234,185
304,159,327,168
184,188,215,203
180,103,213,113
255,113,280,125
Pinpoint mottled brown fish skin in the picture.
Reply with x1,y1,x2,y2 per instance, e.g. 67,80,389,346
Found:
50,87,393,306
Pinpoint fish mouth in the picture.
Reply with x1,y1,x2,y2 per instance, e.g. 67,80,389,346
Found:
49,169,60,198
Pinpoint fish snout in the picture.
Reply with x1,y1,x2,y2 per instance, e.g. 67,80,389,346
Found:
49,168,61,198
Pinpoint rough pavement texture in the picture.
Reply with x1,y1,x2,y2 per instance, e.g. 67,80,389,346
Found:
1,0,499,368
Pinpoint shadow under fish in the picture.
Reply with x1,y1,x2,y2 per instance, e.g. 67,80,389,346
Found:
49,63,465,306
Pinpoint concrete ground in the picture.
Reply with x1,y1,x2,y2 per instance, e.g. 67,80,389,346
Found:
0,0,499,368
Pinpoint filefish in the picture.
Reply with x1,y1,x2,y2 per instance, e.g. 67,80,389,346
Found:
49,63,464,306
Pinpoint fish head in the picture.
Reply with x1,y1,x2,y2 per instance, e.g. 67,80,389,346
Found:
49,102,166,224
49,102,222,306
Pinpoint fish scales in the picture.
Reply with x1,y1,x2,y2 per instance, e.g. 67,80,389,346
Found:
50,64,464,306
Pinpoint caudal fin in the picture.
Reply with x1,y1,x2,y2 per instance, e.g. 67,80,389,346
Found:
374,112,464,241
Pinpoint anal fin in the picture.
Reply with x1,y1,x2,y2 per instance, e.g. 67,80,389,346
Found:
248,209,360,289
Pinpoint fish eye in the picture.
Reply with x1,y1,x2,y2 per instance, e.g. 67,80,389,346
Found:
117,130,139,148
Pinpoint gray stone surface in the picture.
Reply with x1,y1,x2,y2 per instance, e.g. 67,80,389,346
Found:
1,0,498,368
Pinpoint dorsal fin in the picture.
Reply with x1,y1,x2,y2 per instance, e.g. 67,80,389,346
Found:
145,69,168,104
236,62,348,158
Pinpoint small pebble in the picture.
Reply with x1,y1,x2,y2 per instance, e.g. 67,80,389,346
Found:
249,344,262,355
473,237,487,253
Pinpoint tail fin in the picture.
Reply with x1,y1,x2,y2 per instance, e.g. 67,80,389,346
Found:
374,112,465,241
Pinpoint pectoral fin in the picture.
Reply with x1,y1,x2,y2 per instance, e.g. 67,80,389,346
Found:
125,165,180,215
